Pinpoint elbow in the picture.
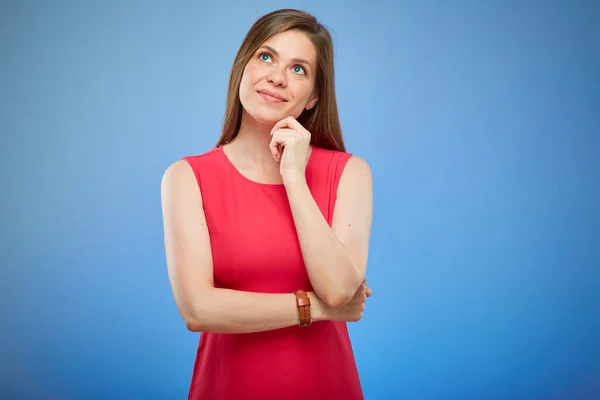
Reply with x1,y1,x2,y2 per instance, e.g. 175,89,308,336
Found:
321,290,354,309
183,316,203,332
180,306,206,332
178,290,214,332
319,271,364,309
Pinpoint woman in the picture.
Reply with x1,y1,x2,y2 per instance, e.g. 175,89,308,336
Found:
161,8,373,400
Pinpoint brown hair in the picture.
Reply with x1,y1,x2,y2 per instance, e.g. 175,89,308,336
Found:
215,9,346,152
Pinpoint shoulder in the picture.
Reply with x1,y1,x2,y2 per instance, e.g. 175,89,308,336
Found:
338,154,372,190
343,154,371,177
161,147,221,201
162,147,221,181
161,160,200,206
180,147,222,167
313,147,370,177
310,147,371,194
161,159,194,187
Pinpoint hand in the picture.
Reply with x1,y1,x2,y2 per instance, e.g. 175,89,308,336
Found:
313,280,372,323
269,116,311,184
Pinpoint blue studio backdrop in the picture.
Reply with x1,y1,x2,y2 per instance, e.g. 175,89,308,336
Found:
1,1,599,399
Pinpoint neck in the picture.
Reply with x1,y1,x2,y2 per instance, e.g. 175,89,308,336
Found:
228,110,279,166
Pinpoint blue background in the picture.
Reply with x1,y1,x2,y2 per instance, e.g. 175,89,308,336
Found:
1,0,599,399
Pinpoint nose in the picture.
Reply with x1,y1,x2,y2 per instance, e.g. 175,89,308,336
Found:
267,65,287,87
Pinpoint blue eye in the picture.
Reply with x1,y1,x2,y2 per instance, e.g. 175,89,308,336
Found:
293,65,306,75
259,53,272,62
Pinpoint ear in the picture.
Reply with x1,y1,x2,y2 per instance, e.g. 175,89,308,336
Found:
306,96,318,111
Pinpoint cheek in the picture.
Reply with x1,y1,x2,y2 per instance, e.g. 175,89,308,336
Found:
292,83,315,106
239,71,254,102
239,75,249,98
239,64,263,98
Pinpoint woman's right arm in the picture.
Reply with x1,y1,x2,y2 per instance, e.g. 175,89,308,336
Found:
160,160,369,334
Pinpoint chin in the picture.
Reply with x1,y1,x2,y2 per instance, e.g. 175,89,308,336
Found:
251,110,285,125
244,105,296,125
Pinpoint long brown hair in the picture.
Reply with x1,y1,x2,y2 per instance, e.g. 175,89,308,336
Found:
215,9,346,152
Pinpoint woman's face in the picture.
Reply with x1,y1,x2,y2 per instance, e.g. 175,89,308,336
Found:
239,29,318,125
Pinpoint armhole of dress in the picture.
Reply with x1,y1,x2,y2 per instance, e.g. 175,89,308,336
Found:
327,152,353,225
181,156,203,196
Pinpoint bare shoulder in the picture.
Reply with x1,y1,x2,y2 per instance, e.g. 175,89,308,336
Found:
161,159,195,185
161,159,203,204
344,155,372,177
338,154,372,192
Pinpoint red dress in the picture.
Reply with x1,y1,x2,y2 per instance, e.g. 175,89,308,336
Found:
182,145,363,400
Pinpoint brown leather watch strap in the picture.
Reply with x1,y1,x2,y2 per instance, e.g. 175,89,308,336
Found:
294,290,312,327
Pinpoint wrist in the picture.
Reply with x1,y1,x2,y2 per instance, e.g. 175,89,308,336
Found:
308,291,328,322
282,172,307,188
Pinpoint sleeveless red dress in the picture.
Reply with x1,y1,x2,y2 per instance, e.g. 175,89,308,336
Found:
182,145,363,400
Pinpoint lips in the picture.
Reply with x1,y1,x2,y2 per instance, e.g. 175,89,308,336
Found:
257,89,287,102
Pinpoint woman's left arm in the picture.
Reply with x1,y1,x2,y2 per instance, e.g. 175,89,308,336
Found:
284,155,373,309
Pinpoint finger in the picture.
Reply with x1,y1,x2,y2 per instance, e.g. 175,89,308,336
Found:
365,286,372,297
352,286,364,302
271,116,309,139
270,116,298,134
270,129,299,146
270,129,302,160
283,116,305,133
269,134,284,161
269,142,280,161
271,128,298,137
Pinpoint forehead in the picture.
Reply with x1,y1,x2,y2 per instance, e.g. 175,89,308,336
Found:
261,30,317,64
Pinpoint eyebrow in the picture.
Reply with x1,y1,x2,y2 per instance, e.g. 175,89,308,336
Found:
259,45,313,70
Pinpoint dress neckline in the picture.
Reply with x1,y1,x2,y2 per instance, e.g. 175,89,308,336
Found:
217,144,316,188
